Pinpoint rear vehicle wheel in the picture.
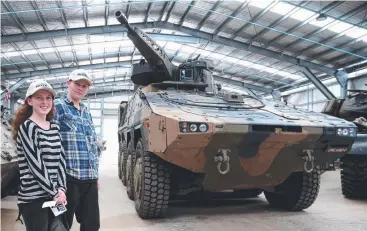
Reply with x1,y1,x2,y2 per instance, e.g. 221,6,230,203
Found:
340,155,367,198
264,167,320,211
118,140,127,185
117,140,126,181
126,140,135,200
134,139,170,219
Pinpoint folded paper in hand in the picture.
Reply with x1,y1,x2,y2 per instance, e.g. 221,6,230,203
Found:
42,201,67,216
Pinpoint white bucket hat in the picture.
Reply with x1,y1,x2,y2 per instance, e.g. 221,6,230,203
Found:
69,69,93,86
25,80,57,99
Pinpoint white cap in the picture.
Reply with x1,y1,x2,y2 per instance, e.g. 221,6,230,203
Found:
25,80,57,99
68,69,93,86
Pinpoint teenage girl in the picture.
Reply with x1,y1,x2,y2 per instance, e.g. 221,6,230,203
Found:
12,80,68,231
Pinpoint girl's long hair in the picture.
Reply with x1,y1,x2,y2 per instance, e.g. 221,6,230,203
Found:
12,98,55,141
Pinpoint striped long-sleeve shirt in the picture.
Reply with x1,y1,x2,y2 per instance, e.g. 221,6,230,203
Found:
16,119,67,204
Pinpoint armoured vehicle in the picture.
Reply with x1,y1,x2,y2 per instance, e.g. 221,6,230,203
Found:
114,10,357,219
1,105,19,198
321,85,367,198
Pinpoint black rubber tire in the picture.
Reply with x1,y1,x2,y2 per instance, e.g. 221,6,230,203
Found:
134,139,170,219
233,189,263,198
118,146,122,179
118,140,127,185
126,140,135,200
264,168,321,211
340,155,367,198
118,141,123,179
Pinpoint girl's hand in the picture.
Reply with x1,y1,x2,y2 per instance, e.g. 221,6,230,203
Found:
55,189,67,205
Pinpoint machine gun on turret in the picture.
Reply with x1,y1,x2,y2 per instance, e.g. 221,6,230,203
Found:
114,11,218,93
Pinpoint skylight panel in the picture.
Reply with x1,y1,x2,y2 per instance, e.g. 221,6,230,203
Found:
361,35,367,43
164,42,182,51
249,1,276,10
237,58,301,80
327,21,354,34
199,50,213,57
249,1,367,42
4,51,23,58
224,56,238,63
105,57,118,62
179,44,198,54
78,60,91,66
345,26,367,39
22,50,38,56
270,2,294,14
215,54,226,60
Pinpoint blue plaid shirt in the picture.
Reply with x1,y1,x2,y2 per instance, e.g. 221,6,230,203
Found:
54,95,100,181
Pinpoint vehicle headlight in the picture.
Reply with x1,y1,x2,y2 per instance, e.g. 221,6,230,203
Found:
190,124,197,132
336,127,356,137
199,124,207,132
179,122,209,133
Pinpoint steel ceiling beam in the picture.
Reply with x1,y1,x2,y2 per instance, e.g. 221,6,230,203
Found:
3,61,263,96
0,78,26,100
1,22,344,79
3,61,131,80
16,79,132,92
214,75,273,94
300,67,336,100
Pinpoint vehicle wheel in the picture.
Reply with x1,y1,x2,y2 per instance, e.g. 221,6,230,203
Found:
118,140,124,179
340,155,367,198
264,167,321,211
126,140,135,200
118,147,122,179
119,140,128,185
233,189,263,198
134,139,170,219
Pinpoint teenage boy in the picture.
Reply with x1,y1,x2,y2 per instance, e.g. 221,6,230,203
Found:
54,69,101,231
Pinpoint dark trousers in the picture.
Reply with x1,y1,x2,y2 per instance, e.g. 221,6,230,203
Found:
18,200,69,231
65,180,100,231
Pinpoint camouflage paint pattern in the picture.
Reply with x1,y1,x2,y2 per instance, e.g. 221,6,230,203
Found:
119,86,357,191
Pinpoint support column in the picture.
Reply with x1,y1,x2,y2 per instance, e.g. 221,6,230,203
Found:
100,97,104,140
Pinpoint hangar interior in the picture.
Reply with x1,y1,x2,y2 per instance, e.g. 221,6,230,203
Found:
1,0,366,138
1,1,367,230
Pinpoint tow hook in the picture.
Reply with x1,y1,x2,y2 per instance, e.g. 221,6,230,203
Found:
302,149,315,173
215,149,231,175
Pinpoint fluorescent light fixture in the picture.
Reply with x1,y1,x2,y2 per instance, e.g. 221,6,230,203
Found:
316,13,327,22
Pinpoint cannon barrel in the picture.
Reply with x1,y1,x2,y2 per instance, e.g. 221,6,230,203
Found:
115,11,134,34
115,10,177,85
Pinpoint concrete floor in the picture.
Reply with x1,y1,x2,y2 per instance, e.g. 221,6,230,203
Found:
2,151,367,231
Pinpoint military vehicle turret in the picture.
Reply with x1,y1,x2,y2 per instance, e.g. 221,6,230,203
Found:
321,85,367,198
115,10,357,219
1,105,19,198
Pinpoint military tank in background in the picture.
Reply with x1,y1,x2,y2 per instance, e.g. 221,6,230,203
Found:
1,105,19,198
321,85,367,198
114,10,358,219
